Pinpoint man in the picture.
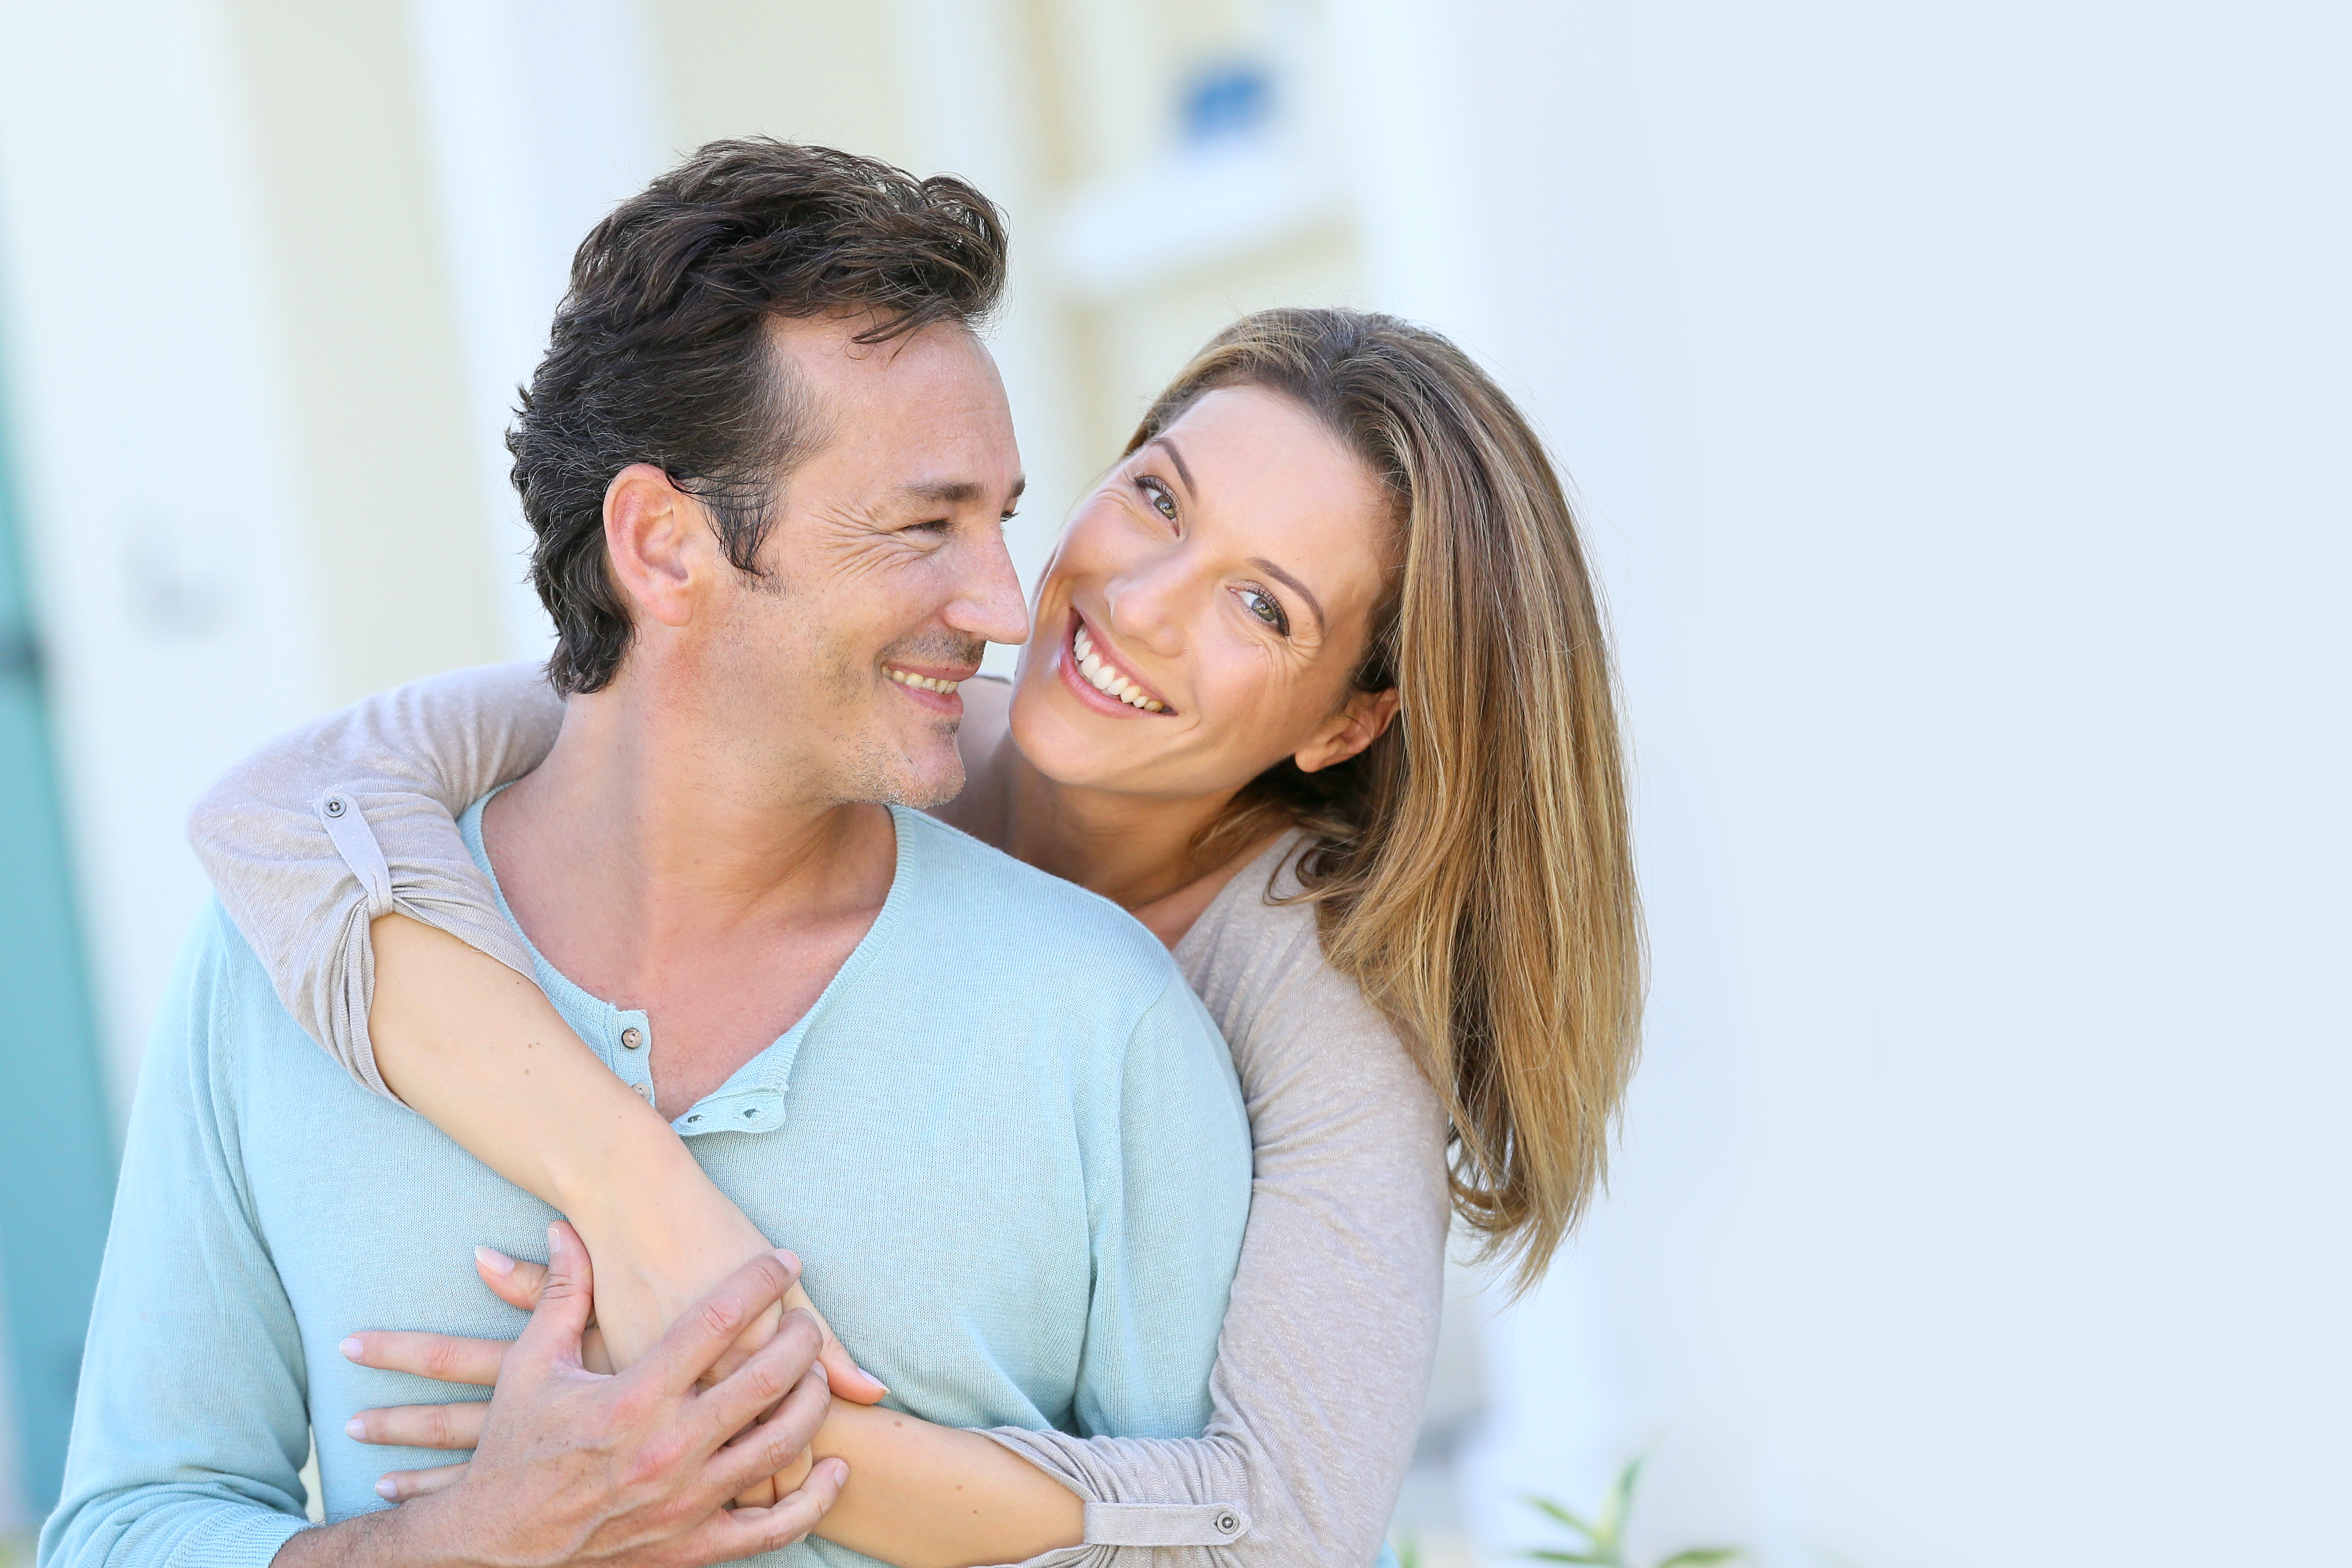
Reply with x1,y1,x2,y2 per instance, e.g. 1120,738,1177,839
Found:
42,142,1251,1568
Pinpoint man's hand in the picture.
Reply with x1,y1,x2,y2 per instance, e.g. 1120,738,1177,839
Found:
279,1221,847,1568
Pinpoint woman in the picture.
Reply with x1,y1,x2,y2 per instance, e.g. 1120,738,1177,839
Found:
191,308,1643,1568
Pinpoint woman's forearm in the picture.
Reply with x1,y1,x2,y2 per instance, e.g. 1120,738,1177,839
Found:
808,1401,1083,1568
367,913,773,1367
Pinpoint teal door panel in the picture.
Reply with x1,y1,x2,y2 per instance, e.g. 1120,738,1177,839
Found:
0,369,117,1514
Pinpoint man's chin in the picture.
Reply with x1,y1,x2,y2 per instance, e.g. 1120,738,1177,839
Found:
849,744,965,811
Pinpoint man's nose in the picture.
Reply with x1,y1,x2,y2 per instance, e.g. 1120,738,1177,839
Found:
944,527,1031,649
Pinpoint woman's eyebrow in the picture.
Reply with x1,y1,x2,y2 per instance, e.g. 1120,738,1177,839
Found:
1250,557,1325,633
1142,435,1198,495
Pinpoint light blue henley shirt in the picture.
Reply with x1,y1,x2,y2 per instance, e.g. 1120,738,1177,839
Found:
43,801,1252,1568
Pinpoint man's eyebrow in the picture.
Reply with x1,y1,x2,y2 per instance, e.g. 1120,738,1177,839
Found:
1250,557,1326,633
897,475,1027,509
1141,436,1198,496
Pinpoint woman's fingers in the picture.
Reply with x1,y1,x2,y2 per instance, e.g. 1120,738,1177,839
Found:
783,1284,888,1406
339,1330,506,1387
345,1400,488,1450
473,1246,547,1312
373,1461,468,1503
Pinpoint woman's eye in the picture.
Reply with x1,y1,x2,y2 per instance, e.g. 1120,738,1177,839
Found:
1137,475,1178,521
1239,588,1289,635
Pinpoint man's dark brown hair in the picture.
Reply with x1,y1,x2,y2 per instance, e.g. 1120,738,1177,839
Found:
509,138,1009,694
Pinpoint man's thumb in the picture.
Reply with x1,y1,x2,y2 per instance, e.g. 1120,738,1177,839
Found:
508,1220,594,1377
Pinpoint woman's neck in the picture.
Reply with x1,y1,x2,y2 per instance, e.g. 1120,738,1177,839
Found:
976,732,1274,948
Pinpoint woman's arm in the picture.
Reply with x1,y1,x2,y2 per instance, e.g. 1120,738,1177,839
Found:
187,662,563,1094
365,913,802,1374
353,889,1453,1566
185,667,875,1386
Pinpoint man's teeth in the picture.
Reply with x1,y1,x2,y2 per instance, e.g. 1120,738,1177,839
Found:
1073,624,1166,711
887,667,962,695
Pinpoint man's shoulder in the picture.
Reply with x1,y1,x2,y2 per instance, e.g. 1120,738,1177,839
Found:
161,899,341,1072
892,808,1184,1003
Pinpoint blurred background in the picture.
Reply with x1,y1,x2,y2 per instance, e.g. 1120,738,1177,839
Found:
0,1,2346,1564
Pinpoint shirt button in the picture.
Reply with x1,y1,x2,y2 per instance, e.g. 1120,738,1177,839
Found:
620,1027,643,1049
1214,1511,1240,1535
633,1082,656,1105
323,796,346,818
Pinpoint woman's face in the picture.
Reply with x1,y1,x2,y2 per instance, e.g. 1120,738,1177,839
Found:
1009,384,1399,802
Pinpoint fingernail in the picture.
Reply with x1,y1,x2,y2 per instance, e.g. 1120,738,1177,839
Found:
344,1417,365,1441
858,1366,889,1394
774,1248,799,1272
339,1337,363,1362
374,1477,398,1501
475,1245,516,1276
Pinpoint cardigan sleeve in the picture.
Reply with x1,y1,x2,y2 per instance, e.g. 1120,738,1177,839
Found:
184,662,563,1097
984,858,1452,1567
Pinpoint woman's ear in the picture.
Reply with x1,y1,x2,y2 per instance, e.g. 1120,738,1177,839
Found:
1294,687,1401,774
603,463,709,629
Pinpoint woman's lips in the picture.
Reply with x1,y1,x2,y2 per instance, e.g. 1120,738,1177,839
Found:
1058,611,1175,717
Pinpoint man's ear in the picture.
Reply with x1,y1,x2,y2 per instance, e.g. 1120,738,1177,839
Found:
603,464,710,629
1294,686,1401,774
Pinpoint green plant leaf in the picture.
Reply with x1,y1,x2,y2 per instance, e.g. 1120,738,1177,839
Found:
1524,1552,1614,1565
1524,1494,1597,1538
1594,1455,1646,1547
1652,1550,1744,1568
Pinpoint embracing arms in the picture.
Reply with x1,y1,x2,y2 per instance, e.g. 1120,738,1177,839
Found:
191,665,1452,1566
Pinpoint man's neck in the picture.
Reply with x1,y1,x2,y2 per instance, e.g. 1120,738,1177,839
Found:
481,676,897,1114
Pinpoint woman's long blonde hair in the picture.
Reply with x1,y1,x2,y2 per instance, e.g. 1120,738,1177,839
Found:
1132,309,1644,1292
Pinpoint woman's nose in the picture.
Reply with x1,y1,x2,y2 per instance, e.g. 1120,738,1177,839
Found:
1102,560,1191,657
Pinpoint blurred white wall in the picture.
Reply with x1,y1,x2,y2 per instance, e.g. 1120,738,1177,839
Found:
1437,5,2352,1565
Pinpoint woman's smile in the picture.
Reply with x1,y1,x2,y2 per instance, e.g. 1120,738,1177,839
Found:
1055,608,1176,716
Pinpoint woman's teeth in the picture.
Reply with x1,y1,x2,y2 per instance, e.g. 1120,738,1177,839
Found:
887,667,961,695
1073,623,1166,711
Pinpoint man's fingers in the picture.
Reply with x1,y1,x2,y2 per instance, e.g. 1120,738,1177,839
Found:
694,1309,825,1443
339,1331,505,1387
472,1246,549,1312
697,1458,848,1560
372,1461,468,1503
345,1400,488,1450
504,1221,596,1382
634,1249,800,1397
702,1360,833,1501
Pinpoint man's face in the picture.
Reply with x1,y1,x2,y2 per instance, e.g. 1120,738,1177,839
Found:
693,316,1027,808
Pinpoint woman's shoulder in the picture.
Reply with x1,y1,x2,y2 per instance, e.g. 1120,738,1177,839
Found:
1180,833,1439,1110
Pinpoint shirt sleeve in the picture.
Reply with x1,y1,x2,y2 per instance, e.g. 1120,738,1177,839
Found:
982,924,1452,1568
39,907,318,1568
184,662,563,1098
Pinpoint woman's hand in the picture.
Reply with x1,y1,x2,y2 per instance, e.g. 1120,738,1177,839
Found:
561,1185,887,1405
342,1245,868,1504
475,1242,879,1406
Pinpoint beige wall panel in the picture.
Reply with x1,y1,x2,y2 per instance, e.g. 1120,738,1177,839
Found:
645,0,914,168
1072,223,1362,458
228,0,502,706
